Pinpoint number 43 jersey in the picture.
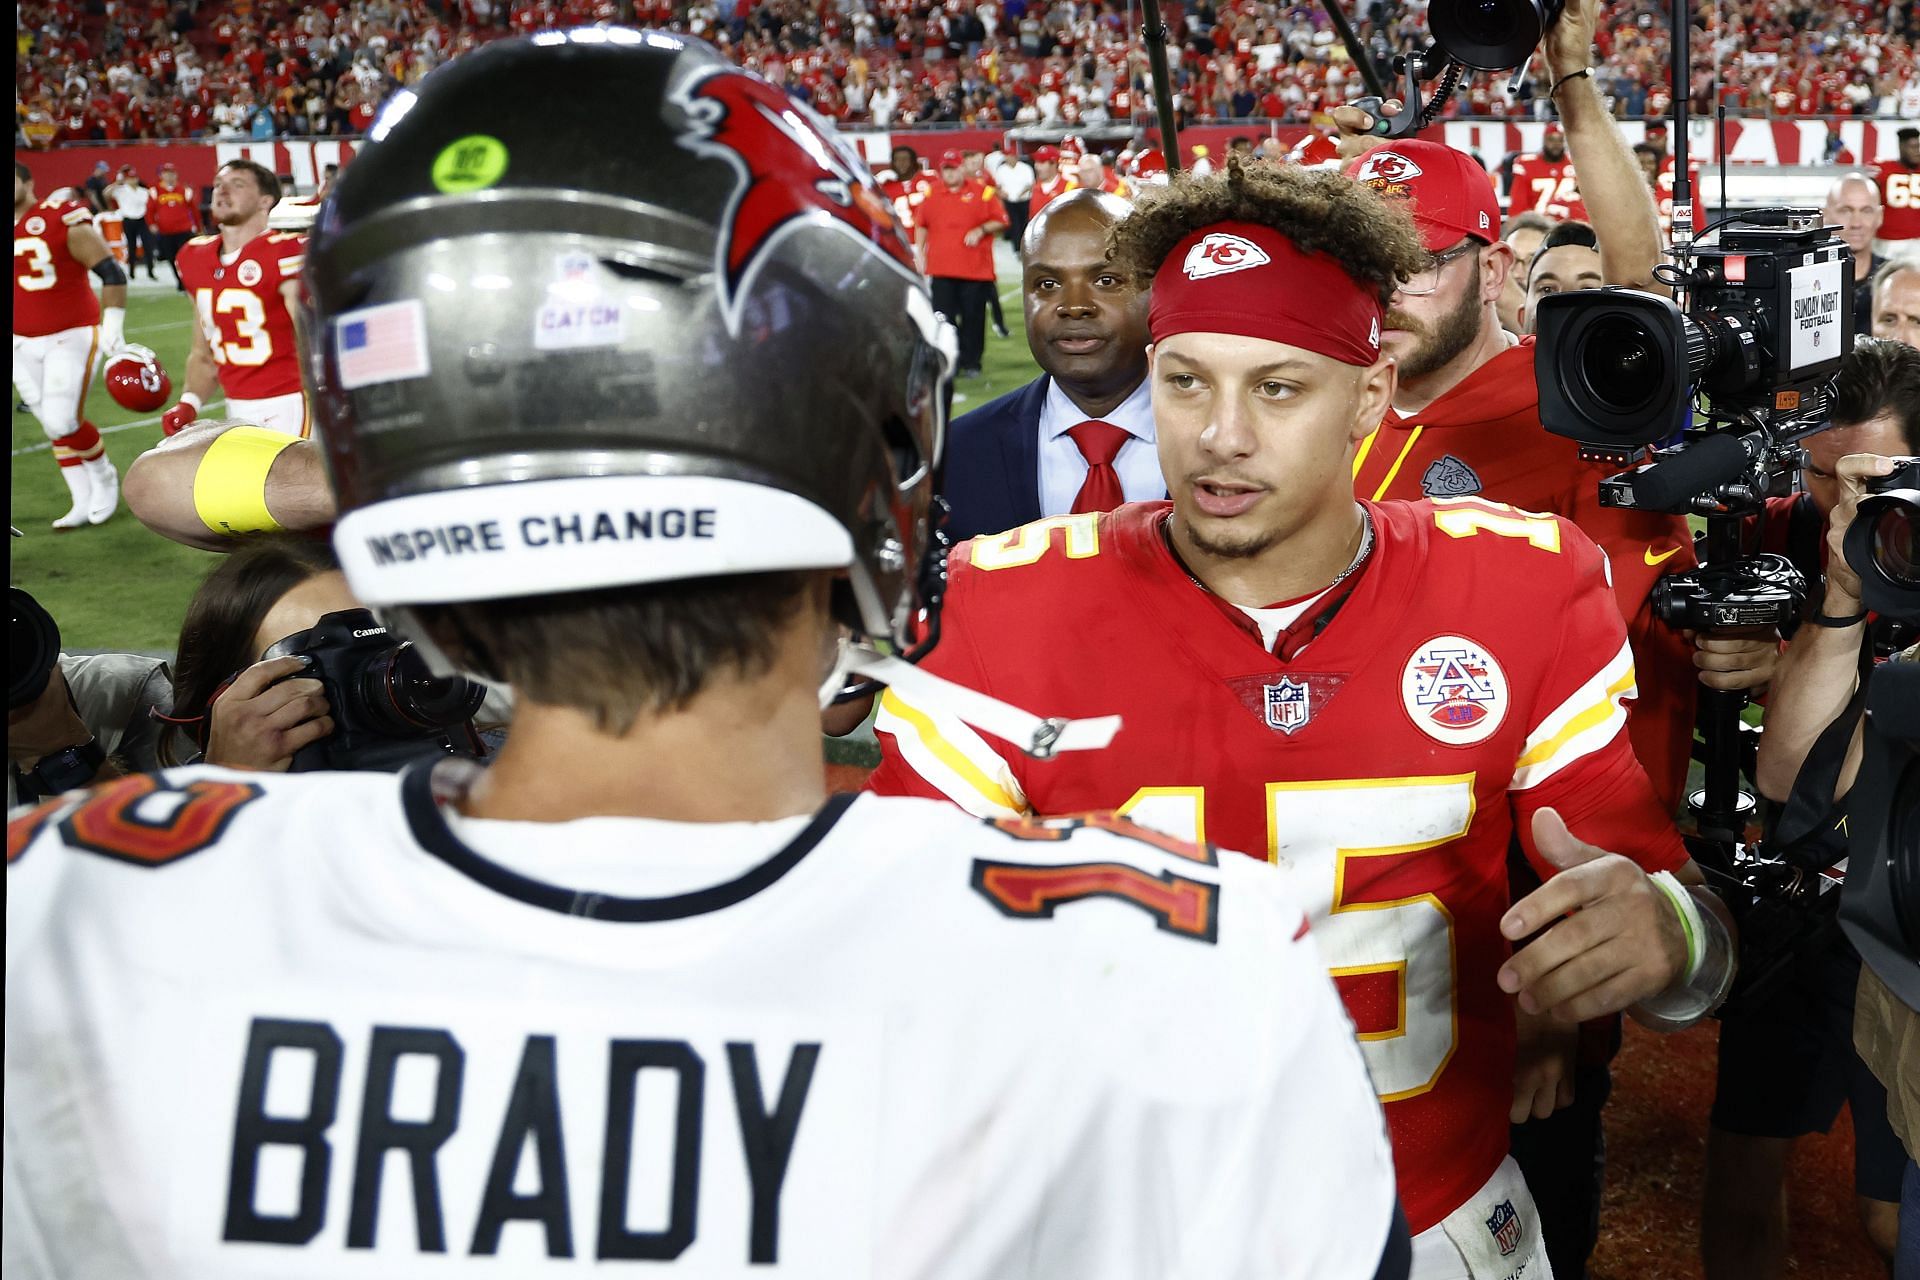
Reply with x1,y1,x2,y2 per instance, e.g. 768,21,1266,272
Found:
870,498,1690,1234
6,769,1398,1280
173,229,306,400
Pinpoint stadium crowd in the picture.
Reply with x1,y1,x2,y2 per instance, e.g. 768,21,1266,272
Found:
16,0,1920,146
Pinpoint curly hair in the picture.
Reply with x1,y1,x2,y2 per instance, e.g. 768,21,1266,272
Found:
1106,155,1427,307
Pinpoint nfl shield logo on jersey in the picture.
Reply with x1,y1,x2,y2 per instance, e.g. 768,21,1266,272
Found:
1401,636,1508,745
1263,677,1311,734
1486,1199,1522,1257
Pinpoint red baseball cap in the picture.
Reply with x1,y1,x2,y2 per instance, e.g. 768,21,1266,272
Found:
939,148,966,168
1345,141,1500,252
1032,145,1061,162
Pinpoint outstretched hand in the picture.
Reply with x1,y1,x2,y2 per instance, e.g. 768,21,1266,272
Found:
1497,808,1687,1023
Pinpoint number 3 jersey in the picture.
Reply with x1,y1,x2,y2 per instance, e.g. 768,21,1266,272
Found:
13,195,101,337
6,768,1398,1280
869,498,1690,1234
173,230,306,399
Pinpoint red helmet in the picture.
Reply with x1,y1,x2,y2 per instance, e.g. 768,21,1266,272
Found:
104,344,171,412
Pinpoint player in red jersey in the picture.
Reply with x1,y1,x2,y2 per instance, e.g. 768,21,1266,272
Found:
1027,145,1078,218
163,159,310,438
14,158,126,529
870,161,1735,1278
1506,125,1587,222
1873,126,1920,244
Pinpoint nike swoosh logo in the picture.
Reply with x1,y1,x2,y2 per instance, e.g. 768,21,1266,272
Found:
1644,544,1681,566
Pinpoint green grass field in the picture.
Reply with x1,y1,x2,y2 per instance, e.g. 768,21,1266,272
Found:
11,270,1045,653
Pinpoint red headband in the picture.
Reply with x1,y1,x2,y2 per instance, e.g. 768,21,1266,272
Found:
1148,221,1383,366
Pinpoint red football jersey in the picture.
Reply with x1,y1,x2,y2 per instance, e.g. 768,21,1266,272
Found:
1027,173,1079,218
1877,160,1920,242
174,230,306,399
868,499,1689,1233
1507,154,1587,221
1352,339,1698,813
13,196,102,338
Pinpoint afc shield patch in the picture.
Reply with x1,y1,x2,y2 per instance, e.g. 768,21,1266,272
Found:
1486,1199,1522,1257
1401,636,1507,745
1421,454,1483,498
1263,677,1311,734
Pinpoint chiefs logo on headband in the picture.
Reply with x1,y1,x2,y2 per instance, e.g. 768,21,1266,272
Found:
1183,232,1273,280
1352,151,1424,184
677,68,918,333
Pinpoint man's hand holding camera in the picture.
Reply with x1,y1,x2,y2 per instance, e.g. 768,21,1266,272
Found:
1820,453,1903,619
204,655,334,772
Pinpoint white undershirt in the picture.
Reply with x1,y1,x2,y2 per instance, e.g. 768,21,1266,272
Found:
1233,586,1335,653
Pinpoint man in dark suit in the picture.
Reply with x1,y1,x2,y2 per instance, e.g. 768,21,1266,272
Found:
942,189,1157,541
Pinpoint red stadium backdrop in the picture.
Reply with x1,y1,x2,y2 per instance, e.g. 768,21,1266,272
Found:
21,118,1915,191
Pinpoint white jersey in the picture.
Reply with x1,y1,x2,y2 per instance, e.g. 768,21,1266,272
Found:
7,764,1398,1280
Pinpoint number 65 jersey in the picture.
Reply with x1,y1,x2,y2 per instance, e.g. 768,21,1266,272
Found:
7,771,1400,1279
870,497,1690,1234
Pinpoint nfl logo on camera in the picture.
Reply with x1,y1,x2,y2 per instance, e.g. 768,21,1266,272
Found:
1486,1198,1522,1258
1263,677,1311,734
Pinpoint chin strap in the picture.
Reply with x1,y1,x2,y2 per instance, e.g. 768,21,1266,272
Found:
831,642,1121,759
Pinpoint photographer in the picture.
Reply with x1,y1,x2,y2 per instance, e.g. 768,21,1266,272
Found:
1702,338,1920,1280
9,587,171,807
160,538,490,772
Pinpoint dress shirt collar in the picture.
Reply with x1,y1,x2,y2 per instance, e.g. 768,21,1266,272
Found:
1038,375,1155,444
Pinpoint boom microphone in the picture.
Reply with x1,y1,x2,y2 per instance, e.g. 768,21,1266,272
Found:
1628,432,1758,512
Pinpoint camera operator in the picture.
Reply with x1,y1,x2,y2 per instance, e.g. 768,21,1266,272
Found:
1333,0,1699,823
1701,338,1920,1280
8,588,171,808
160,537,492,772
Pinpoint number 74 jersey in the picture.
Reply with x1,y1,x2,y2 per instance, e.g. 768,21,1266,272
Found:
869,497,1689,1234
174,230,306,400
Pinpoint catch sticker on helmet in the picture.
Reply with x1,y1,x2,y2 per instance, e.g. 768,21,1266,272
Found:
431,134,509,193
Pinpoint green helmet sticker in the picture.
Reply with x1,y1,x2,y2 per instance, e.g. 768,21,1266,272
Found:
432,135,509,193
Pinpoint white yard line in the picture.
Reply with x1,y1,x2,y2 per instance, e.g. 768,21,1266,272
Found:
11,399,227,456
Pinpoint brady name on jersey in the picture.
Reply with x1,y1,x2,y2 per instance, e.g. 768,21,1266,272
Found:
7,768,1398,1279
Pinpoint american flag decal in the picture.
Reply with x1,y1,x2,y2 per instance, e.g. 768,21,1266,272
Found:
334,300,431,390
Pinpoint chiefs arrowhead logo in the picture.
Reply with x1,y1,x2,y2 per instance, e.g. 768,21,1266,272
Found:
677,68,918,333
1182,232,1271,280
1352,151,1424,185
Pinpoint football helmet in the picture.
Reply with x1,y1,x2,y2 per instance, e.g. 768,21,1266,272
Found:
103,344,171,412
303,31,952,677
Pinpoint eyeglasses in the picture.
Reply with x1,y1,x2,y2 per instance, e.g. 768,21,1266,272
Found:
1397,241,1481,297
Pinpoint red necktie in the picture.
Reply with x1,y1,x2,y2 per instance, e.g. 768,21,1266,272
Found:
1067,420,1130,515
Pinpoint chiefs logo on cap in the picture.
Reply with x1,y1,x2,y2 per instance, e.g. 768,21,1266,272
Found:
1183,232,1272,280
1352,151,1424,184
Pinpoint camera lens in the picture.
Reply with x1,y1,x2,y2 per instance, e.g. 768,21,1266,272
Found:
360,643,486,736
10,587,63,711
1845,490,1920,623
1868,501,1916,586
1577,315,1662,417
1431,0,1551,70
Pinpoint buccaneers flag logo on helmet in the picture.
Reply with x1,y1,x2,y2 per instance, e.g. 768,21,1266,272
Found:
103,344,172,412
678,68,918,333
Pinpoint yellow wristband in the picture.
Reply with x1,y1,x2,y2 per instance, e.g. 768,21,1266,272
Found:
193,426,296,535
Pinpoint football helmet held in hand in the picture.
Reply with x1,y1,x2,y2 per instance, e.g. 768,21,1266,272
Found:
103,344,171,412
